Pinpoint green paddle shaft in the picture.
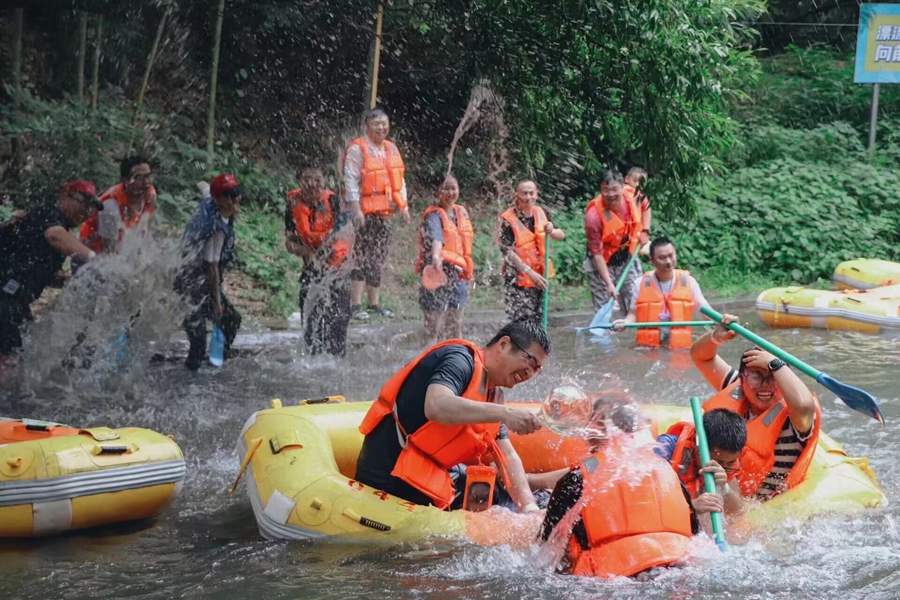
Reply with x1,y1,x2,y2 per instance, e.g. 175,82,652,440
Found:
578,320,710,332
700,305,819,380
690,396,727,548
613,246,641,295
541,232,550,329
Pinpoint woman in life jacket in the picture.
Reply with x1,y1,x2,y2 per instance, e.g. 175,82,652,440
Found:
691,313,820,502
415,175,475,347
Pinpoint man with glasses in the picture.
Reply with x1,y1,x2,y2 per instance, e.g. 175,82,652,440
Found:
174,173,243,371
79,155,157,258
356,319,549,511
691,314,820,502
1,181,101,357
655,408,747,515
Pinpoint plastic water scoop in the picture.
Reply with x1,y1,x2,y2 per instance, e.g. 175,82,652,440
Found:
690,396,728,553
538,384,600,437
209,318,225,367
700,306,885,423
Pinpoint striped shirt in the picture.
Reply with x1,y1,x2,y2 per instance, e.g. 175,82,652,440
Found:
722,370,816,501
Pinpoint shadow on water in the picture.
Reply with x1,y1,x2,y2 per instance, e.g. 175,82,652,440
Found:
1,307,900,599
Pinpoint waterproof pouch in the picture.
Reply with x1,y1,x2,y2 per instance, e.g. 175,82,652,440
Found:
462,464,497,512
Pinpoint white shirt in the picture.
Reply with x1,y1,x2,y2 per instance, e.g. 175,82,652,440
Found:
628,271,709,317
203,216,229,263
343,134,408,205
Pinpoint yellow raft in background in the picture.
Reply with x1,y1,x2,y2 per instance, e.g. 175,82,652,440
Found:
756,285,900,332
834,259,900,290
236,398,884,543
0,420,186,537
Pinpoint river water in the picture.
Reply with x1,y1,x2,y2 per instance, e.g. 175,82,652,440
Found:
1,308,898,600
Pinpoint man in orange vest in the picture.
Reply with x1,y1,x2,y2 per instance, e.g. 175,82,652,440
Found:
691,314,820,502
584,170,642,315
655,408,747,515
612,237,710,348
539,399,698,578
624,166,652,247
285,167,353,356
78,155,157,259
343,108,410,321
499,180,565,323
355,320,548,512
416,174,474,346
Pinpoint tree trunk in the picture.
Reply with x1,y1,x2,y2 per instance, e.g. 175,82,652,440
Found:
135,9,169,117
206,0,226,169
91,16,103,110
10,8,25,174
77,12,87,104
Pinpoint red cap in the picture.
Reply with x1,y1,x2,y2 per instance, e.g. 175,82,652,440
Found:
210,173,241,197
62,180,97,199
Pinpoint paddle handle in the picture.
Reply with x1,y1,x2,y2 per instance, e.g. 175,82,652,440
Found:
542,232,550,329
690,396,728,552
699,305,821,380
624,320,709,329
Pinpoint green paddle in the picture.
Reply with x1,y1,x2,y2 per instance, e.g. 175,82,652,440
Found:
583,248,642,335
574,320,710,333
690,396,728,552
541,232,550,329
700,306,885,423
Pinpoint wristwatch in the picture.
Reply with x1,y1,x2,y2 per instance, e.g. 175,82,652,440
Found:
768,358,786,372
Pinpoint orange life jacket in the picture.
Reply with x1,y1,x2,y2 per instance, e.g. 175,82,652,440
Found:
703,382,821,498
358,339,501,509
288,189,349,268
415,204,475,280
665,422,703,498
634,270,696,349
348,137,406,216
569,441,693,578
585,195,641,261
79,183,157,253
499,206,554,288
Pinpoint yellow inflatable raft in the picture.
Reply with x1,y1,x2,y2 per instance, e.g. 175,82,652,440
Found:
236,398,883,543
0,419,186,537
756,285,900,333
834,259,900,290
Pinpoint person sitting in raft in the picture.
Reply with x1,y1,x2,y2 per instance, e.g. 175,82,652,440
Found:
656,408,747,516
285,166,353,356
691,314,820,502
611,237,710,349
355,319,549,513
538,397,699,578
416,174,474,347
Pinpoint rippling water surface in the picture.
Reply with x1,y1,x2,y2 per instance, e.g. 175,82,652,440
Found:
1,308,898,600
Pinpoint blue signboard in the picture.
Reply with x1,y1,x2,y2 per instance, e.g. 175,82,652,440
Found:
855,4,900,84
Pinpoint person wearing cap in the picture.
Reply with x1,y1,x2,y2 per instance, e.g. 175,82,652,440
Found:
78,155,157,260
174,173,243,371
0,181,100,356
343,108,410,320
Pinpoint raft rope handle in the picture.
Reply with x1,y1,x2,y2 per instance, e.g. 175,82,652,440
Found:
230,437,263,494
341,507,391,532
299,395,346,405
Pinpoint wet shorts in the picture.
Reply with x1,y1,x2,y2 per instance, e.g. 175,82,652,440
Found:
419,281,468,312
351,214,393,287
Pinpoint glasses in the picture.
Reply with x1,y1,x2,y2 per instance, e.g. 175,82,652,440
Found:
722,457,742,474
513,344,543,374
743,371,776,388
129,172,154,183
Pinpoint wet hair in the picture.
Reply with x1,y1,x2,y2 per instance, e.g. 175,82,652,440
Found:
737,346,761,376
589,391,642,434
601,170,624,186
703,408,747,453
487,319,551,355
119,155,153,179
365,108,389,123
649,236,674,259
627,166,648,180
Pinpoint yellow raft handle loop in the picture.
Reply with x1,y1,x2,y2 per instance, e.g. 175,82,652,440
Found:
91,444,136,455
6,457,22,468
341,507,391,532
299,395,345,405
230,437,263,494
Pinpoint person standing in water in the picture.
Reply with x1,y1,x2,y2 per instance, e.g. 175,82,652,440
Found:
285,167,353,356
343,108,410,320
175,173,243,371
0,181,101,357
499,180,565,323
415,175,474,346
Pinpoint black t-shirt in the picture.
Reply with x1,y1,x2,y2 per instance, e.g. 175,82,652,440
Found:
539,462,699,573
0,205,72,304
355,344,508,505
499,208,535,285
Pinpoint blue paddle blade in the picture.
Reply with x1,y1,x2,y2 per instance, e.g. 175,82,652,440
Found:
816,373,885,424
209,324,225,368
586,300,614,337
110,331,130,368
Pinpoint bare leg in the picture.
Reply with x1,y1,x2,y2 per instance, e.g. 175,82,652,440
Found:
366,285,380,308
351,280,365,307
444,309,463,340
423,310,445,347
